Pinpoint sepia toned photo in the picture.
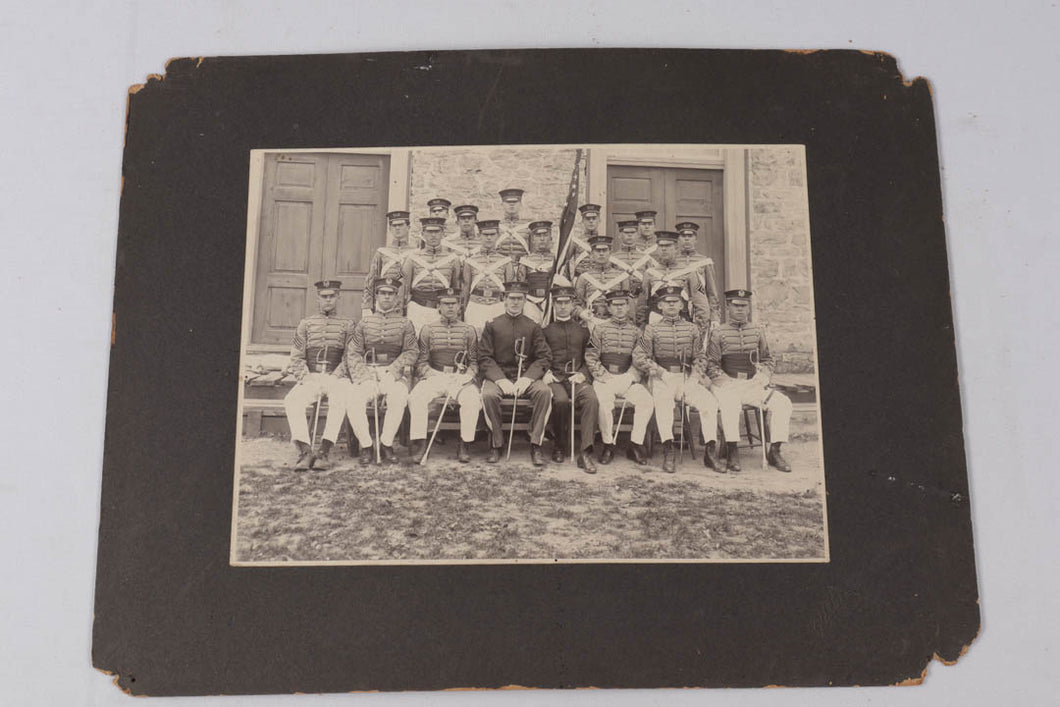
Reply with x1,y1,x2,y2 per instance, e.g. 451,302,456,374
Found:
231,143,827,565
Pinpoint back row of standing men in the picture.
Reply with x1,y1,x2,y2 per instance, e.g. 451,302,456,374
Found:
281,189,793,476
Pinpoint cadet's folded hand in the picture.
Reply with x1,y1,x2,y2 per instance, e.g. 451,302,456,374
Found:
541,370,557,385
752,370,770,387
569,372,587,385
496,378,517,396
514,377,534,396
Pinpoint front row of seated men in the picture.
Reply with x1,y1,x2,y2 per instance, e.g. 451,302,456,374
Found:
282,277,793,475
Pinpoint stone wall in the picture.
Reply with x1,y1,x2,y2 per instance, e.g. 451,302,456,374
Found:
408,147,586,225
748,147,816,374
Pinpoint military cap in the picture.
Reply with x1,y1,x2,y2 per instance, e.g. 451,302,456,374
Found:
675,221,699,233
504,281,531,294
657,284,684,300
437,287,461,302
654,230,678,245
587,234,613,248
578,203,601,214
386,210,411,224
315,279,342,292
724,288,753,303
617,220,639,231
604,288,631,302
498,188,525,200
528,220,553,233
453,204,479,216
635,210,658,221
374,276,402,292
477,219,500,230
420,216,446,229
427,198,452,209
551,285,577,300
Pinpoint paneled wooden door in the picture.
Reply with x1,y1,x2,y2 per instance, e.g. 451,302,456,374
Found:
252,152,390,345
607,164,725,292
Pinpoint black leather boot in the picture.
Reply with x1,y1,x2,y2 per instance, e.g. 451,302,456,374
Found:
358,443,374,466
408,439,425,461
768,442,792,472
599,443,615,464
662,440,676,473
702,440,722,473
530,444,547,467
294,440,314,471
725,442,741,473
487,446,501,463
313,439,333,470
380,444,398,463
578,450,597,474
626,442,648,465
457,441,471,463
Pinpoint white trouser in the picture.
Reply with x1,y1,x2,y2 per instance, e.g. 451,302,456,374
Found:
406,300,440,336
346,375,409,447
283,374,350,444
650,371,718,443
593,372,653,445
464,300,505,338
408,374,482,442
714,380,792,444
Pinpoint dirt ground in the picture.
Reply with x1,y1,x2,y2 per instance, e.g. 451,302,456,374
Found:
233,434,827,564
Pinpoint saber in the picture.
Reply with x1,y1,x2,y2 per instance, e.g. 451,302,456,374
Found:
679,349,688,461
750,348,768,467
615,396,628,441
420,350,467,465
506,336,527,461
366,346,381,464
308,346,328,449
565,359,577,462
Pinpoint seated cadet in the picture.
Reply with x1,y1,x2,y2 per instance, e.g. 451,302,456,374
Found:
282,280,355,471
707,289,794,473
406,287,481,463
343,277,419,464
478,281,553,466
632,285,722,474
542,285,599,472
585,289,654,465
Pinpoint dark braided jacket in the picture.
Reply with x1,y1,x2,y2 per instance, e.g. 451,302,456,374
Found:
542,317,592,382
585,316,641,379
344,309,418,383
707,320,774,382
288,312,354,377
632,314,706,378
415,317,479,380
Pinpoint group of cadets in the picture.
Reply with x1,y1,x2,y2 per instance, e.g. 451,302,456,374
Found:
284,189,794,476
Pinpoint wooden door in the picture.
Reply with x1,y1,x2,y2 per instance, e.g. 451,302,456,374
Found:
607,165,725,292
252,153,390,345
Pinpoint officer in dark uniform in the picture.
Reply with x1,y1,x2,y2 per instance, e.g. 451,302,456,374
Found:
478,281,553,465
542,285,599,472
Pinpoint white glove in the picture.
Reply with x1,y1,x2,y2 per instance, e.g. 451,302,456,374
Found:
542,370,557,385
569,372,587,385
752,370,770,387
514,376,534,396
496,378,517,396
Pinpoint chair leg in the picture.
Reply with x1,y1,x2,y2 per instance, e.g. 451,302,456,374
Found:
757,407,767,469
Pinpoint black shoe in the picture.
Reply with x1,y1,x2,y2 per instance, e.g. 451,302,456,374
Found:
408,439,425,461
662,440,676,474
626,442,648,465
487,446,501,464
530,445,547,467
358,445,374,466
599,443,614,465
702,440,722,473
578,452,597,474
458,441,471,463
294,441,314,471
768,443,792,472
551,446,565,463
312,440,333,470
380,444,398,463
725,442,741,473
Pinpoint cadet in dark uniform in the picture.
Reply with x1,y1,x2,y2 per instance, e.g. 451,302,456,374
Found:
478,281,553,466
344,277,419,464
707,289,794,473
283,280,355,471
542,285,599,472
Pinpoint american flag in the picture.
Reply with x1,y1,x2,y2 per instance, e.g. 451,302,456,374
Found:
550,148,582,288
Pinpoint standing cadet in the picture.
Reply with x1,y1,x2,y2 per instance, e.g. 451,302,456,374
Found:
344,277,419,464
675,221,722,328
443,204,482,257
461,219,511,336
406,287,481,463
283,280,355,471
362,210,416,319
640,231,713,330
586,289,654,465
503,220,555,324
573,235,636,329
610,220,658,324
633,286,722,474
478,282,553,466
402,217,463,335
707,290,794,473
542,285,599,472
635,209,658,251
496,188,530,262
565,203,603,280
427,197,452,222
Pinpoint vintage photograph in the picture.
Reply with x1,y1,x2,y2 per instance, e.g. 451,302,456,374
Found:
231,143,827,564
